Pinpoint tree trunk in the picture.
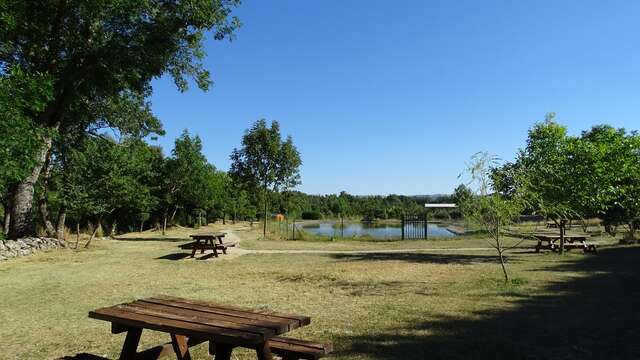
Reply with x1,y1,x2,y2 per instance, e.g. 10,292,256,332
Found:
3,200,10,236
559,220,566,254
37,147,56,237
498,248,509,282
170,206,178,223
495,222,509,282
108,220,116,238
162,210,168,236
84,217,102,248
8,135,53,239
56,208,66,241
139,220,144,233
263,189,268,237
75,222,80,249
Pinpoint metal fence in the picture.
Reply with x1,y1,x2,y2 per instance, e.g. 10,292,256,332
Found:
401,214,428,240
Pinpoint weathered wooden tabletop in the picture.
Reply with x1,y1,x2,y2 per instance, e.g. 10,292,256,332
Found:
89,295,311,360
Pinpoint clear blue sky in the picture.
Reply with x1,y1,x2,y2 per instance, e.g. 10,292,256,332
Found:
150,0,640,195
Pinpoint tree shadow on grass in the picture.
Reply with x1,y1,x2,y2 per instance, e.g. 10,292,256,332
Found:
155,252,191,260
330,251,513,265
155,252,221,261
112,236,189,242
55,354,109,360
334,246,640,360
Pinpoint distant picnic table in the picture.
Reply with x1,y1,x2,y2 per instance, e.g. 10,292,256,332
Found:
532,233,597,253
89,295,332,360
180,232,236,258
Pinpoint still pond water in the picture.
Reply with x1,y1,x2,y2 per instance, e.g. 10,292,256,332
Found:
297,221,456,239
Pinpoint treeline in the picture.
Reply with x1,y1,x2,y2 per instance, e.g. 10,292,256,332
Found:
1,125,456,240
274,192,458,221
3,129,259,241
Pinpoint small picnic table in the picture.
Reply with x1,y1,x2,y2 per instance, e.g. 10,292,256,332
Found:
532,233,597,253
183,233,235,258
89,295,312,360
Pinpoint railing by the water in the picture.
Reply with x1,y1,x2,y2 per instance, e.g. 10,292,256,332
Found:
401,214,429,240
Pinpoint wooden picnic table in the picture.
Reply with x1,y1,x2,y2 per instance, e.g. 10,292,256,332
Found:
532,233,597,253
183,233,236,258
89,295,314,360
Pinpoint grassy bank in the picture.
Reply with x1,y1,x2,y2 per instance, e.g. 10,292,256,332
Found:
1,228,637,359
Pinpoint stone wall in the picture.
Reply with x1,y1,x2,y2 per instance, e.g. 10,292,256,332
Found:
0,237,67,261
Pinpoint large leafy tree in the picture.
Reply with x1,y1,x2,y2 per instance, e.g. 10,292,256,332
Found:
493,115,640,248
160,130,219,233
64,136,161,246
230,119,302,236
0,0,240,238
571,126,640,238
0,68,53,235
494,114,580,253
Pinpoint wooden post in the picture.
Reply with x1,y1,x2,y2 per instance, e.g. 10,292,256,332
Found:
170,334,192,360
424,212,428,240
559,220,566,254
118,328,143,360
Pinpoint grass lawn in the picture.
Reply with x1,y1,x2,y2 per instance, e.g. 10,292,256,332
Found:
1,226,638,359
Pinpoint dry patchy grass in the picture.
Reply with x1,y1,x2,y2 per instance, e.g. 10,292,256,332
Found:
0,230,637,359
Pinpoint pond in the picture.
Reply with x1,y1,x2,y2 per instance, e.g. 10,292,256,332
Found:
296,221,456,239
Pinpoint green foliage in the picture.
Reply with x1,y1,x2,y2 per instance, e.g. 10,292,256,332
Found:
301,211,323,220
1,0,240,237
493,114,640,238
64,137,162,225
164,131,213,213
230,119,302,234
0,67,53,194
230,119,302,193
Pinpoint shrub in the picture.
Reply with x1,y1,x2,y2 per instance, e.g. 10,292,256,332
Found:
301,211,322,220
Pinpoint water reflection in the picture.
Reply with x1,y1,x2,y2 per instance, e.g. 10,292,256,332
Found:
297,221,455,239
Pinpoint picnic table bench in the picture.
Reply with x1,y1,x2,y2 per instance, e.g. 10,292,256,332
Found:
532,233,597,253
89,295,332,360
180,233,236,258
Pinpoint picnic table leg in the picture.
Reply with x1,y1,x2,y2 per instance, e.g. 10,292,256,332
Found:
213,343,234,360
256,341,274,360
200,239,207,254
170,334,192,360
118,327,142,360
218,236,227,255
190,239,199,258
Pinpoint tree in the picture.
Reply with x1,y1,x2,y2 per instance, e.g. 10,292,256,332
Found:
160,130,214,234
1,0,240,238
64,136,160,246
0,68,53,236
571,126,640,239
452,184,473,205
493,116,640,246
459,152,525,282
230,119,302,236
494,114,579,253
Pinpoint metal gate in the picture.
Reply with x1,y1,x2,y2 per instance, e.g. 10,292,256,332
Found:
401,214,428,240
